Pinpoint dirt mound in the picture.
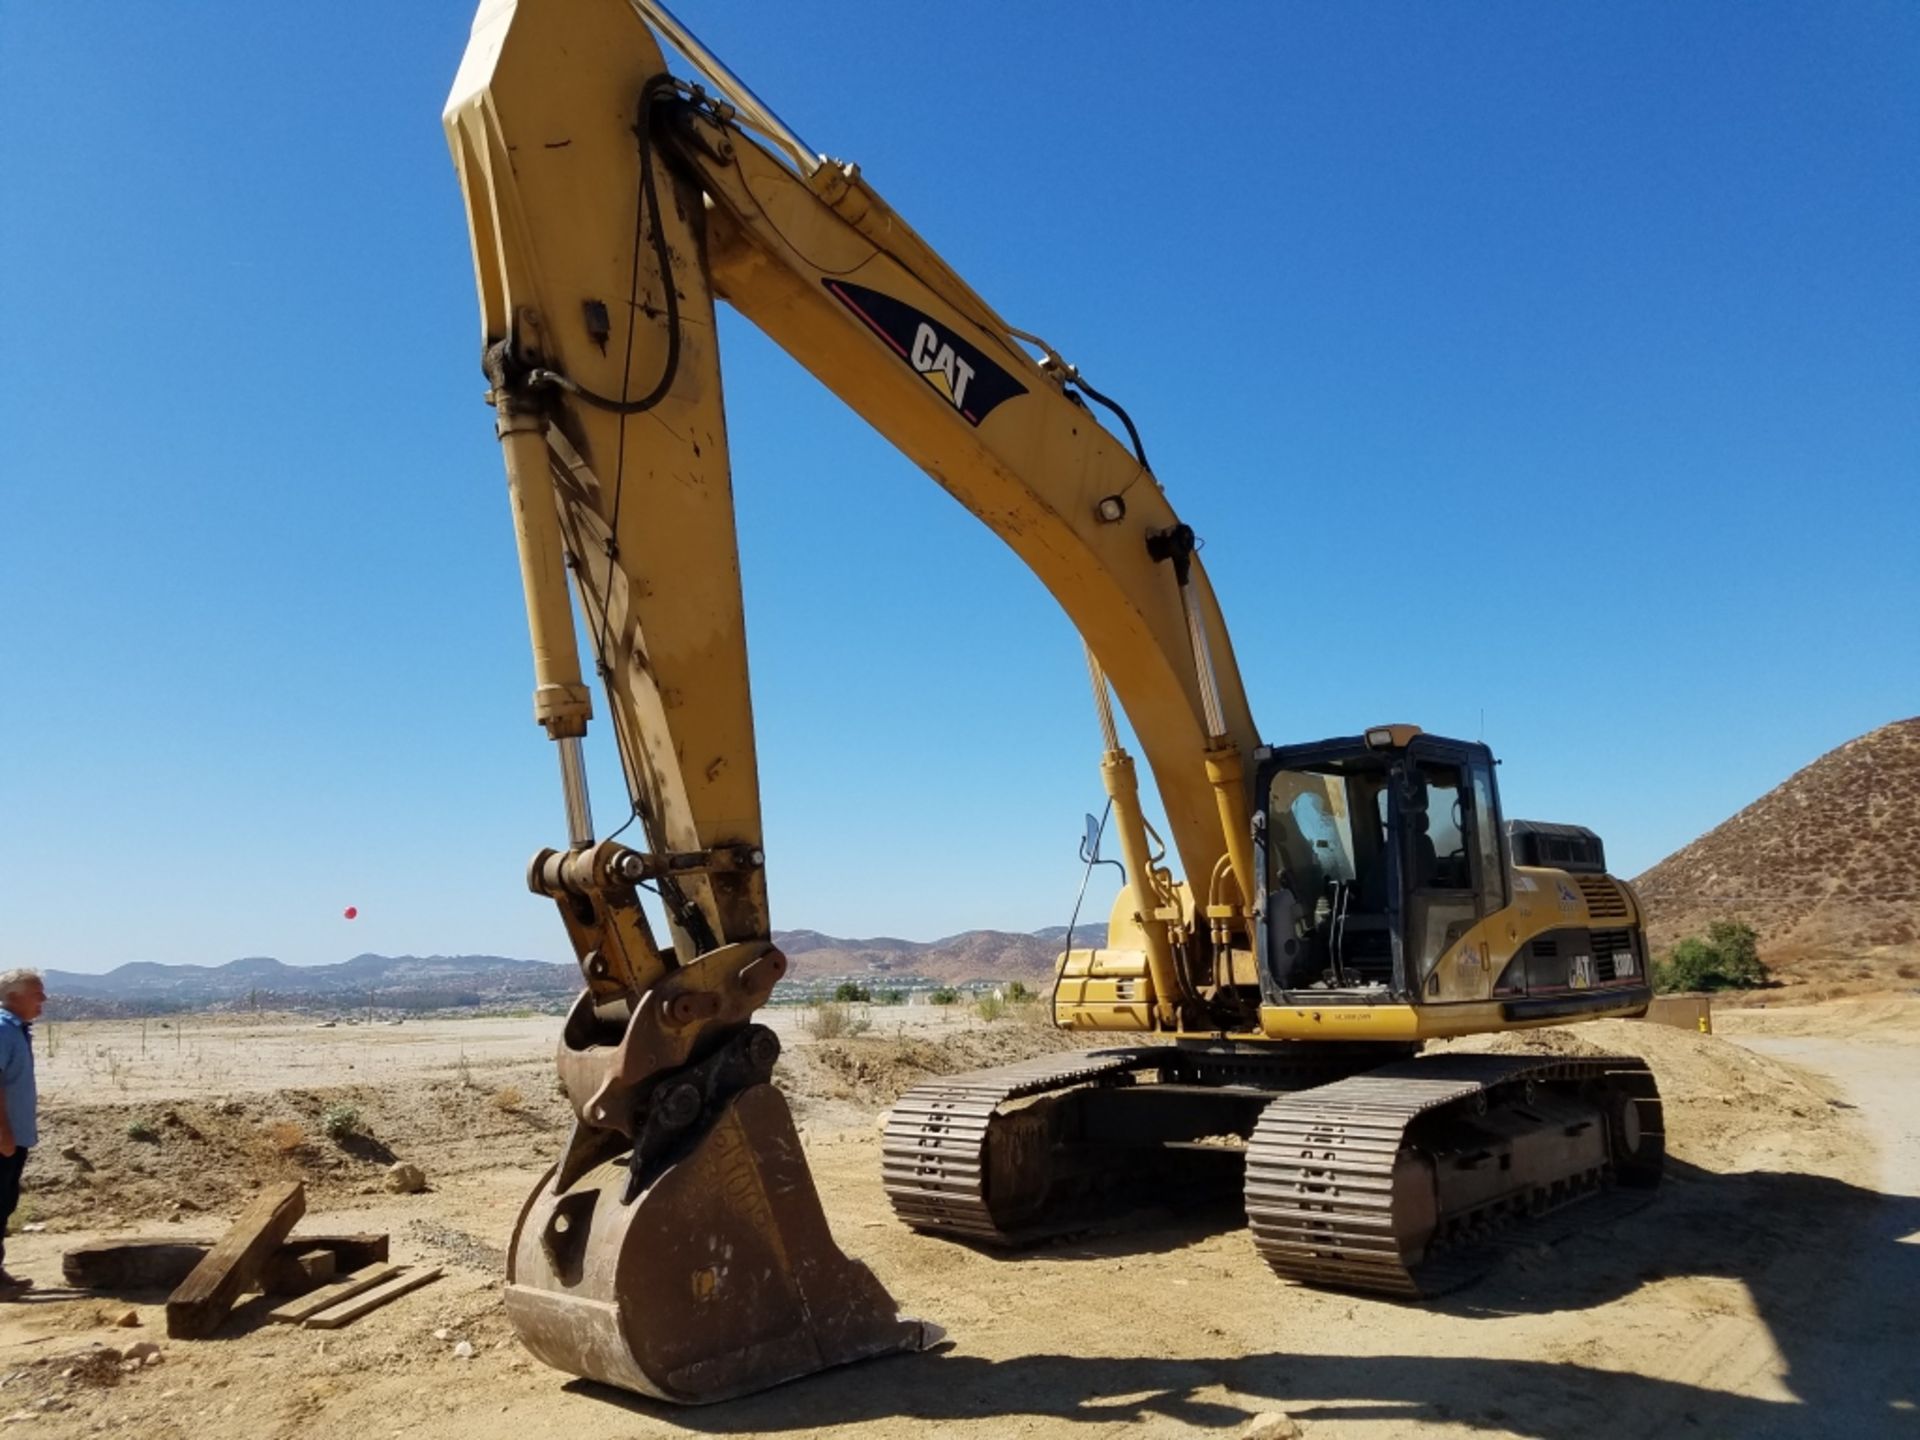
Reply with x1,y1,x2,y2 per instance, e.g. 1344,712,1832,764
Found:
1634,717,1920,972
32,1020,1089,1228
33,1079,574,1229
783,1020,1095,1108
1714,990,1920,1039
1435,1018,1856,1175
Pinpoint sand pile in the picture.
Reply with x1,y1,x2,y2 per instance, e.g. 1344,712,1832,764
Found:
32,1079,573,1227
1713,990,1920,1039
787,1020,1093,1107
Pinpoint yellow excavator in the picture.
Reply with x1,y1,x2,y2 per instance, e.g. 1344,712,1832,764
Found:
444,0,1664,1405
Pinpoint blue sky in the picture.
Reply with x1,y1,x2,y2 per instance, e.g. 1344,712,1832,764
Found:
3,2,1914,972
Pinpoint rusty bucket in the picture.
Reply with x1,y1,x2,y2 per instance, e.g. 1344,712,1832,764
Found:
506,1058,929,1402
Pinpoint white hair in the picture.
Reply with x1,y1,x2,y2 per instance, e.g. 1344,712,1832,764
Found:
0,969,43,1002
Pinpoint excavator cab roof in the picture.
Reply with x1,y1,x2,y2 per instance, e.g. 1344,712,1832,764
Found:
1252,731,1501,835
1256,726,1492,773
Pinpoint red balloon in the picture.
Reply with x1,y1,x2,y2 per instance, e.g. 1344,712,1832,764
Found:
343,906,358,920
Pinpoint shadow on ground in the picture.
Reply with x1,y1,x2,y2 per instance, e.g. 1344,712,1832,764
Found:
338,1132,397,1166
569,1160,1919,1438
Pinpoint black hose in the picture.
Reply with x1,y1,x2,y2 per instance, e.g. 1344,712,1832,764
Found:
527,76,683,416
1070,373,1151,474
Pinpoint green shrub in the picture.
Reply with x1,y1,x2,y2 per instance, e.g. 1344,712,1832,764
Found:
320,1104,362,1140
1006,981,1032,1002
975,994,1007,1023
929,987,959,1006
125,1119,159,1142
832,981,872,1003
874,989,905,1005
1656,921,1769,993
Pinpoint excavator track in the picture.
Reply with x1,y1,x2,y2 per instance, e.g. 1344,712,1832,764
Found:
882,1043,1399,1245
1246,1052,1663,1297
881,1048,1161,1243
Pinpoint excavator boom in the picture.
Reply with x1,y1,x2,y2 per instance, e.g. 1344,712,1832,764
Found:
447,0,1260,947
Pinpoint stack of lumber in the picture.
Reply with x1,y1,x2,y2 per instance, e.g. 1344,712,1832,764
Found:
64,1183,442,1337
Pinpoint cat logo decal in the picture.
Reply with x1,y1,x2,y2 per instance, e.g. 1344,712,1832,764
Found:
823,280,1026,426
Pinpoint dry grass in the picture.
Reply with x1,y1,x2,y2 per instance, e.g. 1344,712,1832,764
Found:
803,1001,872,1040
493,1084,524,1111
1015,994,1056,1026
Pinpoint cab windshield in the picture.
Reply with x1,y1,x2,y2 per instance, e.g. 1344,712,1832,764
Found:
1266,764,1394,990
1268,770,1357,897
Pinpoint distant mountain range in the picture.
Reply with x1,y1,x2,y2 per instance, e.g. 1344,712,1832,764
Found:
43,953,573,1016
42,923,1110,1016
778,923,1106,987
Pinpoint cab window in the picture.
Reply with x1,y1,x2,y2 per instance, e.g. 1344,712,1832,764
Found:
1406,759,1475,989
1409,762,1470,891
1469,759,1506,913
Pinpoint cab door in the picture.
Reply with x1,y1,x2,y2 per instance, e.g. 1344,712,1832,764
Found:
1399,739,1493,998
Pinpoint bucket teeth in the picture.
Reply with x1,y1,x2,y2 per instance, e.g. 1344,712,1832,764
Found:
507,1082,929,1404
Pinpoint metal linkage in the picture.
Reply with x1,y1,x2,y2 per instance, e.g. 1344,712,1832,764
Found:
624,1024,782,1200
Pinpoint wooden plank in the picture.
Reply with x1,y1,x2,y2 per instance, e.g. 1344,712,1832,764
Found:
64,1232,389,1293
260,1246,337,1297
264,1264,405,1325
165,1182,306,1339
301,1266,442,1330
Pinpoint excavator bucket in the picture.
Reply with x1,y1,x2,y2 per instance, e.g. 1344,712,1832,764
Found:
507,1079,930,1403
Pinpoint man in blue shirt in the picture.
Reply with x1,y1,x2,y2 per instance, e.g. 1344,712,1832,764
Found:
0,969,45,1294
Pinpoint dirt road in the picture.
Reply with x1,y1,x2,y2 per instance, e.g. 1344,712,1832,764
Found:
1,998,1913,1438
1707,1017,1920,1436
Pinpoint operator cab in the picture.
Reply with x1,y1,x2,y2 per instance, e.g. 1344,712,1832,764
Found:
1253,725,1506,1004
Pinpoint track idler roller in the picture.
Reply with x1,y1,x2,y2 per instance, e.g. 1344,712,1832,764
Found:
506,1081,929,1403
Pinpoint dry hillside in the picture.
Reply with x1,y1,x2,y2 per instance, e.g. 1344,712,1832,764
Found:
1635,717,1920,973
